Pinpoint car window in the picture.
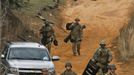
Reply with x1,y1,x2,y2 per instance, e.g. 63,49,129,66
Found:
8,47,50,61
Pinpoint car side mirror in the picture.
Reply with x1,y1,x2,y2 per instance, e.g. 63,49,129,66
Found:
1,54,5,59
52,56,60,61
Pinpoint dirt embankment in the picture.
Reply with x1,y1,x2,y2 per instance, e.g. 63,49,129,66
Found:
0,0,64,49
52,0,134,75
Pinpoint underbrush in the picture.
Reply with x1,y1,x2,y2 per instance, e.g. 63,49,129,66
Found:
118,12,134,61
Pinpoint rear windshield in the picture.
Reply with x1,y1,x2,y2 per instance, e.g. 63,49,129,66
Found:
8,47,50,61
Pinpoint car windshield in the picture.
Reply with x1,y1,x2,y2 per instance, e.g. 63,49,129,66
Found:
8,47,50,61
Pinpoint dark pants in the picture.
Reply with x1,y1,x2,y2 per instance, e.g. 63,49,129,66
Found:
72,41,81,55
41,37,52,53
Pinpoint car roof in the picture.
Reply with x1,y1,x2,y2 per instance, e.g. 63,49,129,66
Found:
8,42,46,49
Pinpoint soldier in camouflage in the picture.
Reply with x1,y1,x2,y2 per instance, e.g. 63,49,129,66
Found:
61,61,77,75
40,19,57,53
68,18,86,56
92,40,113,75
105,64,117,75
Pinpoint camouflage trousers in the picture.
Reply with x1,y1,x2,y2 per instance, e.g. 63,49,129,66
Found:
41,37,53,53
72,41,81,55
45,42,52,53
97,69,105,75
96,63,108,75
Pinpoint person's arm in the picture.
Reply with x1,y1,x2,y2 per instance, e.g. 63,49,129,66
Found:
60,73,64,75
60,71,66,75
51,26,56,40
81,25,86,29
73,71,77,75
51,26,58,46
39,26,45,34
92,49,100,62
69,23,75,30
108,50,113,63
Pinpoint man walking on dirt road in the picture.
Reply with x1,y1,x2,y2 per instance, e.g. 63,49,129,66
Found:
66,18,86,56
39,18,58,53
92,40,113,75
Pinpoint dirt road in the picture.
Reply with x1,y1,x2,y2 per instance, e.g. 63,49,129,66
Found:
51,0,134,75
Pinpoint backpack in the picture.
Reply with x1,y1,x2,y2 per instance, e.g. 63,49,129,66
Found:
66,22,73,30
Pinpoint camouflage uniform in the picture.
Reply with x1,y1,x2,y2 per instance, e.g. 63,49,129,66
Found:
69,18,85,56
40,21,56,53
61,70,77,75
105,72,117,75
105,64,117,75
93,41,113,75
61,62,77,75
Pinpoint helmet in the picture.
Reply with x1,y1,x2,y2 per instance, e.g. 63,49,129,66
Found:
99,40,106,45
65,61,72,68
75,18,80,21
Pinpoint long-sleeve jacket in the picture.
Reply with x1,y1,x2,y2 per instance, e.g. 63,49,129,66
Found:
93,47,113,65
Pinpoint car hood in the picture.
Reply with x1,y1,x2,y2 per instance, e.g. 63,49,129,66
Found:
7,60,54,69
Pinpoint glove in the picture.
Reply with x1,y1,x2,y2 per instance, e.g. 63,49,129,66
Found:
53,40,58,46
64,38,68,43
82,25,86,29
91,58,97,63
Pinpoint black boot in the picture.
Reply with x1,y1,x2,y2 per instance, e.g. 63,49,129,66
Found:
78,50,80,55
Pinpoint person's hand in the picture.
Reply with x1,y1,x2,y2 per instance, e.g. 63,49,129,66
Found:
82,25,86,29
91,59,96,63
108,58,112,63
53,39,58,46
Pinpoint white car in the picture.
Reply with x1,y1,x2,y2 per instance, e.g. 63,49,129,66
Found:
0,42,60,75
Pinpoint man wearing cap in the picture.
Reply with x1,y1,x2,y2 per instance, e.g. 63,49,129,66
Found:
92,40,113,75
39,19,58,53
67,18,86,56
61,61,77,75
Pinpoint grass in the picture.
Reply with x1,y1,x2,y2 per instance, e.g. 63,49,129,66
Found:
20,0,66,15
118,13,134,61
